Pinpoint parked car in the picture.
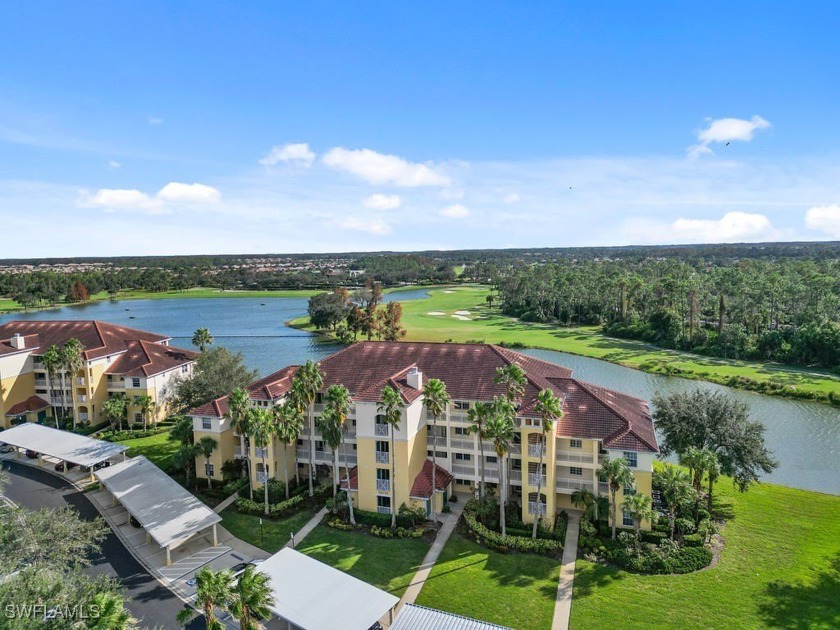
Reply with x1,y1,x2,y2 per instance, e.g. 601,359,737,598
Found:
230,562,250,577
0,443,15,454
54,461,78,472
24,450,39,459
80,460,112,473
129,515,142,528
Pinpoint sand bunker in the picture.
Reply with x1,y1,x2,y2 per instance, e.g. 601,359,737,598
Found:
442,290,456,293
427,311,445,316
454,310,471,316
451,314,471,320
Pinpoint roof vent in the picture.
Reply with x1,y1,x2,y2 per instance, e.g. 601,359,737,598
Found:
407,367,423,390
10,333,25,349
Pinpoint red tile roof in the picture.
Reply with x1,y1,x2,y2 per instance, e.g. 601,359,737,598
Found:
105,340,197,377
6,395,50,416
190,396,230,419
410,459,454,499
0,334,40,357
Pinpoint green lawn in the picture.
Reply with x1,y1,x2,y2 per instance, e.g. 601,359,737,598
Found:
118,430,178,471
415,532,561,630
294,524,430,597
220,508,315,554
571,478,840,629
292,285,840,402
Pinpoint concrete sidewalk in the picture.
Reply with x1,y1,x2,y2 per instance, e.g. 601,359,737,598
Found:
287,506,327,548
551,511,581,630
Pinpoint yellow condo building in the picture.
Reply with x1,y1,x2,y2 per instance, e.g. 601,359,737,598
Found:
189,341,658,528
0,320,197,429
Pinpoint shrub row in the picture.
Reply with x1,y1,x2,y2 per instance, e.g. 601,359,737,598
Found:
235,493,306,518
352,508,414,529
325,517,425,539
100,426,170,442
461,503,563,556
604,543,713,574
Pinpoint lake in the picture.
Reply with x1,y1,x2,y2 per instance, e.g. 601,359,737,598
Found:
3,289,838,495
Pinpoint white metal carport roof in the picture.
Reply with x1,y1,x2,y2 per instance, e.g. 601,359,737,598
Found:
391,604,513,630
95,456,220,549
0,422,127,468
256,548,399,630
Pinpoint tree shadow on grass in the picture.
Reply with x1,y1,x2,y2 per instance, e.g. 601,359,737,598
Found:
757,554,840,629
572,560,626,599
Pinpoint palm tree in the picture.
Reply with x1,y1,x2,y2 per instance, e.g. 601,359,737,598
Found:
422,378,450,523
137,394,155,431
323,384,354,524
704,451,721,513
229,566,274,630
467,401,491,499
317,408,342,498
169,414,195,446
621,493,657,543
656,464,695,540
198,436,218,489
271,402,303,500
532,388,562,538
486,398,515,535
88,591,138,629
571,487,598,521
248,408,273,515
42,344,63,428
679,446,708,492
598,455,635,540
192,327,214,352
103,394,128,432
228,387,254,499
61,338,84,429
290,360,324,497
494,363,526,402
174,443,201,489
378,386,402,528
176,567,234,630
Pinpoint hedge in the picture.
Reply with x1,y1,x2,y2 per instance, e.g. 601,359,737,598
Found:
590,536,713,574
101,426,170,442
353,508,414,529
236,494,307,518
461,501,563,556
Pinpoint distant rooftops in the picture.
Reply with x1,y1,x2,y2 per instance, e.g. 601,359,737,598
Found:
190,341,658,452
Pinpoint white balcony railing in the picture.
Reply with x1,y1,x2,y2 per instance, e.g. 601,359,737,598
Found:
527,444,545,458
453,464,475,475
509,469,522,482
256,471,269,483
107,381,124,389
557,450,595,464
234,446,246,459
50,396,63,405
376,479,390,492
448,413,470,424
599,481,609,495
528,501,547,515
375,451,389,464
76,377,85,385
77,395,88,403
377,506,391,515
78,413,89,422
556,477,595,492
509,444,522,455
449,438,474,450
255,447,269,459
374,424,390,437
35,379,47,387
528,473,547,487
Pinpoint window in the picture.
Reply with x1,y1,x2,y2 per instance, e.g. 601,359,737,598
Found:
623,511,634,527
377,496,391,514
202,418,212,430
511,458,522,471
624,485,636,496
131,378,141,388
570,466,583,476
181,365,189,373
623,451,638,468
486,455,498,463
427,450,447,458
454,426,469,436
376,468,390,480
570,439,583,449
455,478,471,486
375,440,389,453
134,412,142,423
455,452,471,461
453,401,470,410
205,463,215,478
296,439,303,446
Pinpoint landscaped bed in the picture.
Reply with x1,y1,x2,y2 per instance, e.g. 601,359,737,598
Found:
415,531,562,630
294,523,430,598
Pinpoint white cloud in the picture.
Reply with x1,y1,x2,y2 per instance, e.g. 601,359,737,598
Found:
363,193,401,211
336,216,392,235
148,116,163,126
688,115,771,159
623,211,777,244
805,204,840,237
157,182,221,203
259,143,316,167
323,147,451,187
439,204,470,218
503,192,521,204
107,160,122,169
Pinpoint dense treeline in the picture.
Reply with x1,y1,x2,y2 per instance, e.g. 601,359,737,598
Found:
494,258,840,369
307,282,406,342
351,254,456,284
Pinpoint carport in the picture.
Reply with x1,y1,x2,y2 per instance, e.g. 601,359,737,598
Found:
0,422,127,481
95,456,221,566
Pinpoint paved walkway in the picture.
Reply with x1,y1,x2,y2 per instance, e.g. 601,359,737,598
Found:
286,506,327,548
551,511,582,630
398,499,467,610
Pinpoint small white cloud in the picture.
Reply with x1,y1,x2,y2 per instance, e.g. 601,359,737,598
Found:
363,193,401,211
107,160,122,169
805,204,840,237
688,115,771,159
148,116,163,126
259,143,316,167
81,188,165,214
323,147,451,187
157,182,221,203
336,216,392,235
503,192,521,204
439,204,470,219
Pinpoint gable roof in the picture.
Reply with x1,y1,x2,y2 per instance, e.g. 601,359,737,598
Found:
5,395,50,416
105,340,197,377
410,460,454,499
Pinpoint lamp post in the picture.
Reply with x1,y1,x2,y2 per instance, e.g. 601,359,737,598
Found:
259,518,263,545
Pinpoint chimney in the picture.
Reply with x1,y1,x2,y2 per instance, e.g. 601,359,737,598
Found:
407,367,423,390
10,333,25,349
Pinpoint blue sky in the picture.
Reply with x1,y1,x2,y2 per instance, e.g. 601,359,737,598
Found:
2,1,840,256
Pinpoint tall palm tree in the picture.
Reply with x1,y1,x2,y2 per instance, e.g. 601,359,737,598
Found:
248,408,273,515
317,407,342,498
271,401,303,500
323,384,355,524
621,493,657,544
61,338,84,429
679,446,708,492
192,327,214,352
290,360,324,497
378,386,402,528
103,394,128,432
228,387,254,499
704,451,721,512
598,455,635,540
532,388,563,538
467,401,491,499
656,464,694,540
42,344,63,428
422,378,450,523
169,414,195,445
174,443,201,489
137,394,155,431
198,436,218,489
176,567,234,630
486,398,515,535
494,363,526,402
229,566,274,630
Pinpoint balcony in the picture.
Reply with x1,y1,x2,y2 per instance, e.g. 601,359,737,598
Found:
599,481,609,495
377,506,391,515
376,479,390,493
556,477,594,492
312,403,325,413
374,424,390,437
255,447,269,459
76,377,85,386
527,444,545,458
509,469,522,482
339,453,357,466
77,395,88,403
528,501,547,515
448,413,470,424
107,380,124,390
234,445,247,459
35,379,47,387
556,450,595,464
375,451,389,464
314,449,331,463
509,444,522,455
449,438,474,450
296,448,310,460
50,396,63,405
256,471,269,483
78,413,89,422
528,473,547,487
453,463,475,475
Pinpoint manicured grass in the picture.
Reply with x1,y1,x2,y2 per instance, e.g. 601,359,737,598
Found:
571,478,840,629
415,532,561,630
220,508,315,554
294,524,430,597
118,430,179,471
292,285,840,401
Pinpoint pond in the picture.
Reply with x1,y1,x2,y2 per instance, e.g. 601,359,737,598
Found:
2,290,838,495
